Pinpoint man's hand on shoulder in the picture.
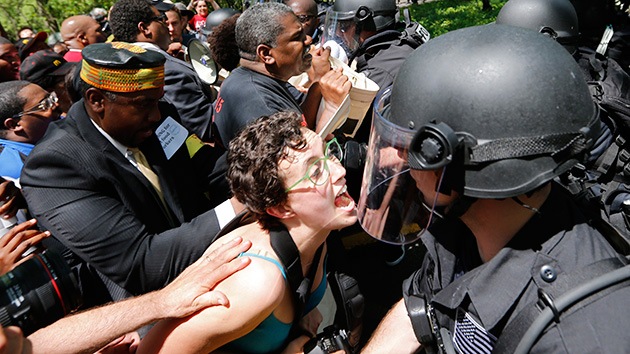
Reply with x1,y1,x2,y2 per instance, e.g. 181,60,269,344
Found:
156,236,252,319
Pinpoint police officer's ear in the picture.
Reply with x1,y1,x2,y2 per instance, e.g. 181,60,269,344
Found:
256,44,275,65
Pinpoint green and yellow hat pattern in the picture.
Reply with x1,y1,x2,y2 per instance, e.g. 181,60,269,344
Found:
80,42,166,92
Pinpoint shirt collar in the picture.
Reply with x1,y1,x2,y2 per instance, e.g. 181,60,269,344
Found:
90,118,129,157
0,139,35,154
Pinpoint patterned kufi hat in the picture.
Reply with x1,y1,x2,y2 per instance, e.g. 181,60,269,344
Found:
80,42,166,92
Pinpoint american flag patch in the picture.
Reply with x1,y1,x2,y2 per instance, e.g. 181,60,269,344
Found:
453,308,496,354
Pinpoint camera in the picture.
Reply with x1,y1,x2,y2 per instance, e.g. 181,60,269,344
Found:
303,325,353,354
0,249,82,335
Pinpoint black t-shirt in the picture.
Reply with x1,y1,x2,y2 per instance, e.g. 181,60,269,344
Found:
212,66,302,147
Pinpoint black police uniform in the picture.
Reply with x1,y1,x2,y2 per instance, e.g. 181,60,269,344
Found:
353,27,419,96
348,23,424,143
403,183,630,353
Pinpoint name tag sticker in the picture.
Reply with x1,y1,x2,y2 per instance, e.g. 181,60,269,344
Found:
156,116,188,160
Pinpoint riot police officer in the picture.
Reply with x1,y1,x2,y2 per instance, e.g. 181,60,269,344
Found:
358,23,630,353
321,0,429,143
497,0,630,241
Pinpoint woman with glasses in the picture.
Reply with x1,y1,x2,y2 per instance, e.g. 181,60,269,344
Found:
138,110,357,354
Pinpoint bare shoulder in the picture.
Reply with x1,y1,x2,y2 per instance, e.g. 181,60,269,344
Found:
136,243,289,353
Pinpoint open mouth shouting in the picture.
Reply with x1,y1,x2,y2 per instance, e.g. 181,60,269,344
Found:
335,185,355,211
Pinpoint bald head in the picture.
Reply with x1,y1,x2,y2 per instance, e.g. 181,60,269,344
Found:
61,15,106,49
286,0,317,13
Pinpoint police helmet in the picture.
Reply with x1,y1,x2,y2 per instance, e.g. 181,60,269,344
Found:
201,8,241,36
496,0,579,46
331,0,397,32
357,23,598,244
384,23,598,199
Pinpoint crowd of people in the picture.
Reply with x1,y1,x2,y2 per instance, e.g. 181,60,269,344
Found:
1,0,630,353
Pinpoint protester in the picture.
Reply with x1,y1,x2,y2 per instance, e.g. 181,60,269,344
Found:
137,110,357,353
20,42,239,305
15,32,49,61
207,12,240,72
212,2,350,148
285,0,320,41
110,0,218,141
188,0,220,32
0,80,61,181
16,27,35,40
19,50,76,114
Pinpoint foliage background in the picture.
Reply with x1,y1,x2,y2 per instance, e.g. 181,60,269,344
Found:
410,0,507,37
0,0,507,42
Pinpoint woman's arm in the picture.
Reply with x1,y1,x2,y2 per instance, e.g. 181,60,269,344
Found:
25,237,252,354
137,256,288,354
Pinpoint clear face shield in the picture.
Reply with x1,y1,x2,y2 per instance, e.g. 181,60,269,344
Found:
320,7,361,62
357,89,446,245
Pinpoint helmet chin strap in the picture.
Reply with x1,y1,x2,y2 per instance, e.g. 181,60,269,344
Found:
511,196,541,214
440,195,542,220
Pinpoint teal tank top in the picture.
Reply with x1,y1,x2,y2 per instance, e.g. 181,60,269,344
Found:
222,252,327,354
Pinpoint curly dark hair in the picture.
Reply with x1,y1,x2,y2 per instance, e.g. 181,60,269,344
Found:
109,0,155,43
208,13,240,72
227,111,307,230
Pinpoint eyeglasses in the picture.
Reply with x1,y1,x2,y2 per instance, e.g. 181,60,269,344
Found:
148,13,168,25
286,138,344,192
297,14,316,23
13,91,58,118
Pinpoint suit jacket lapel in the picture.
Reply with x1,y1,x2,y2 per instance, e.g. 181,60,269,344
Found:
71,101,183,225
141,136,185,224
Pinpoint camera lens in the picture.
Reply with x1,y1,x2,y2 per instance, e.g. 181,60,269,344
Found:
0,249,82,335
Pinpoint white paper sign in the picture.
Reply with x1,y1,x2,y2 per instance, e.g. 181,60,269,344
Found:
156,116,188,160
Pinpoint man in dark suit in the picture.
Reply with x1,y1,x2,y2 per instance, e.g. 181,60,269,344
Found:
108,0,216,142
20,42,238,304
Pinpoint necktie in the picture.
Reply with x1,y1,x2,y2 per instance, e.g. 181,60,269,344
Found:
128,148,175,226
129,148,163,197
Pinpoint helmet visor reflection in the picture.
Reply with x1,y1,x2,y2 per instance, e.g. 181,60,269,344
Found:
357,89,443,244
321,8,360,59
